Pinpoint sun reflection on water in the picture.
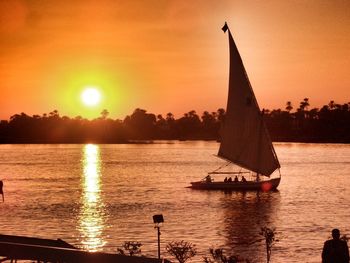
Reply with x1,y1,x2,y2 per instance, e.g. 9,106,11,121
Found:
79,144,106,251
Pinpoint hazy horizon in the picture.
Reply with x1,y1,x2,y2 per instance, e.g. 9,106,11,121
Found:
1,97,349,121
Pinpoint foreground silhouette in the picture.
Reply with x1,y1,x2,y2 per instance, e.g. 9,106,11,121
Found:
0,180,3,202
322,229,349,263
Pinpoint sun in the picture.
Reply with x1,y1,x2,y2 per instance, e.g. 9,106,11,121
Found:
81,87,101,106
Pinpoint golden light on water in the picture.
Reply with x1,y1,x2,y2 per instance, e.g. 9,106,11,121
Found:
79,144,106,251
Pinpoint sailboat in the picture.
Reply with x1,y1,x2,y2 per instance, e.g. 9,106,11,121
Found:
190,23,281,191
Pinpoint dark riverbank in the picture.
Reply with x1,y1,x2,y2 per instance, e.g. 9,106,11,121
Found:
1,100,349,144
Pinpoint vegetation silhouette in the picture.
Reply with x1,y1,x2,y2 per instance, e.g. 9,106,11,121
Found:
259,227,277,263
165,240,196,263
0,99,349,143
203,247,251,263
117,241,143,257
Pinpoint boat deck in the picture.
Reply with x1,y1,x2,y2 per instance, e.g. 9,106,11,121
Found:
190,177,281,191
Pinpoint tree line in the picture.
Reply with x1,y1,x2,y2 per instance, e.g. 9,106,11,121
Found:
0,98,349,143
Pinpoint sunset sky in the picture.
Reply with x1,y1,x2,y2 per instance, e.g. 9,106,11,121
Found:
0,0,349,120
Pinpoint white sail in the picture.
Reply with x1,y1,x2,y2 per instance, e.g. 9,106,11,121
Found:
218,23,280,176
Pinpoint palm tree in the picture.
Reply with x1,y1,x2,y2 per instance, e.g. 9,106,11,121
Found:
100,109,109,119
299,98,309,111
328,100,335,110
166,112,175,122
285,101,293,113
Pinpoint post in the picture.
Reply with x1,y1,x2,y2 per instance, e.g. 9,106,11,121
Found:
157,225,161,259
152,214,164,260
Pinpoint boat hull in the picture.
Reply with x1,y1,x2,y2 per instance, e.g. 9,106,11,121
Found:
190,177,281,191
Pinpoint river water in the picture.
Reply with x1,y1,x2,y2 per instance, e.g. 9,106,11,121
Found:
0,142,349,262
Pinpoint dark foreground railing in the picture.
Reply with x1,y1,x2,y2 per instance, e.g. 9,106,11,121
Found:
0,234,170,263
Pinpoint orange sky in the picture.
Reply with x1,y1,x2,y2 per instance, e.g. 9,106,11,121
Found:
0,0,349,120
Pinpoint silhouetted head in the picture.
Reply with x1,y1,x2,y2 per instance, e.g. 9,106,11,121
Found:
332,229,340,240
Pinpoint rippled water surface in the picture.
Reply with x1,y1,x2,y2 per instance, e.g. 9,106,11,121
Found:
0,142,349,262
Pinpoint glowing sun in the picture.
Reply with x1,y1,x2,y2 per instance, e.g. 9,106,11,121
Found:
81,87,101,106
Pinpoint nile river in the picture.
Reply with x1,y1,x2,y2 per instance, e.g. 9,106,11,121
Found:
0,142,349,262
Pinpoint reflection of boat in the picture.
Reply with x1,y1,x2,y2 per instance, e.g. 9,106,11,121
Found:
190,23,281,191
220,192,281,262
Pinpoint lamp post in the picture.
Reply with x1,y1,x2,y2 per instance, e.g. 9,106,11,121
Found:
153,214,164,259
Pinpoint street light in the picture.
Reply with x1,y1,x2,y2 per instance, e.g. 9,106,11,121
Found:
153,214,164,259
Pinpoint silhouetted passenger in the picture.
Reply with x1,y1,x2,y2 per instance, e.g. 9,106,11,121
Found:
322,228,349,263
227,177,232,182
205,175,212,183
234,176,239,182
224,177,228,182
256,174,260,182
0,180,3,202
241,176,247,182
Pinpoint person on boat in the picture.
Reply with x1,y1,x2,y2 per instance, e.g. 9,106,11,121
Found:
205,175,212,183
0,180,3,202
256,174,261,182
322,228,349,263
227,177,232,182
241,176,247,182
234,176,239,182
224,177,228,182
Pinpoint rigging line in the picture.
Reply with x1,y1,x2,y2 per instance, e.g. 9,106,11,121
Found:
212,161,231,173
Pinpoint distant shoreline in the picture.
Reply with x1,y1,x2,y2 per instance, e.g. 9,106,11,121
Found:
1,139,349,144
1,101,349,144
